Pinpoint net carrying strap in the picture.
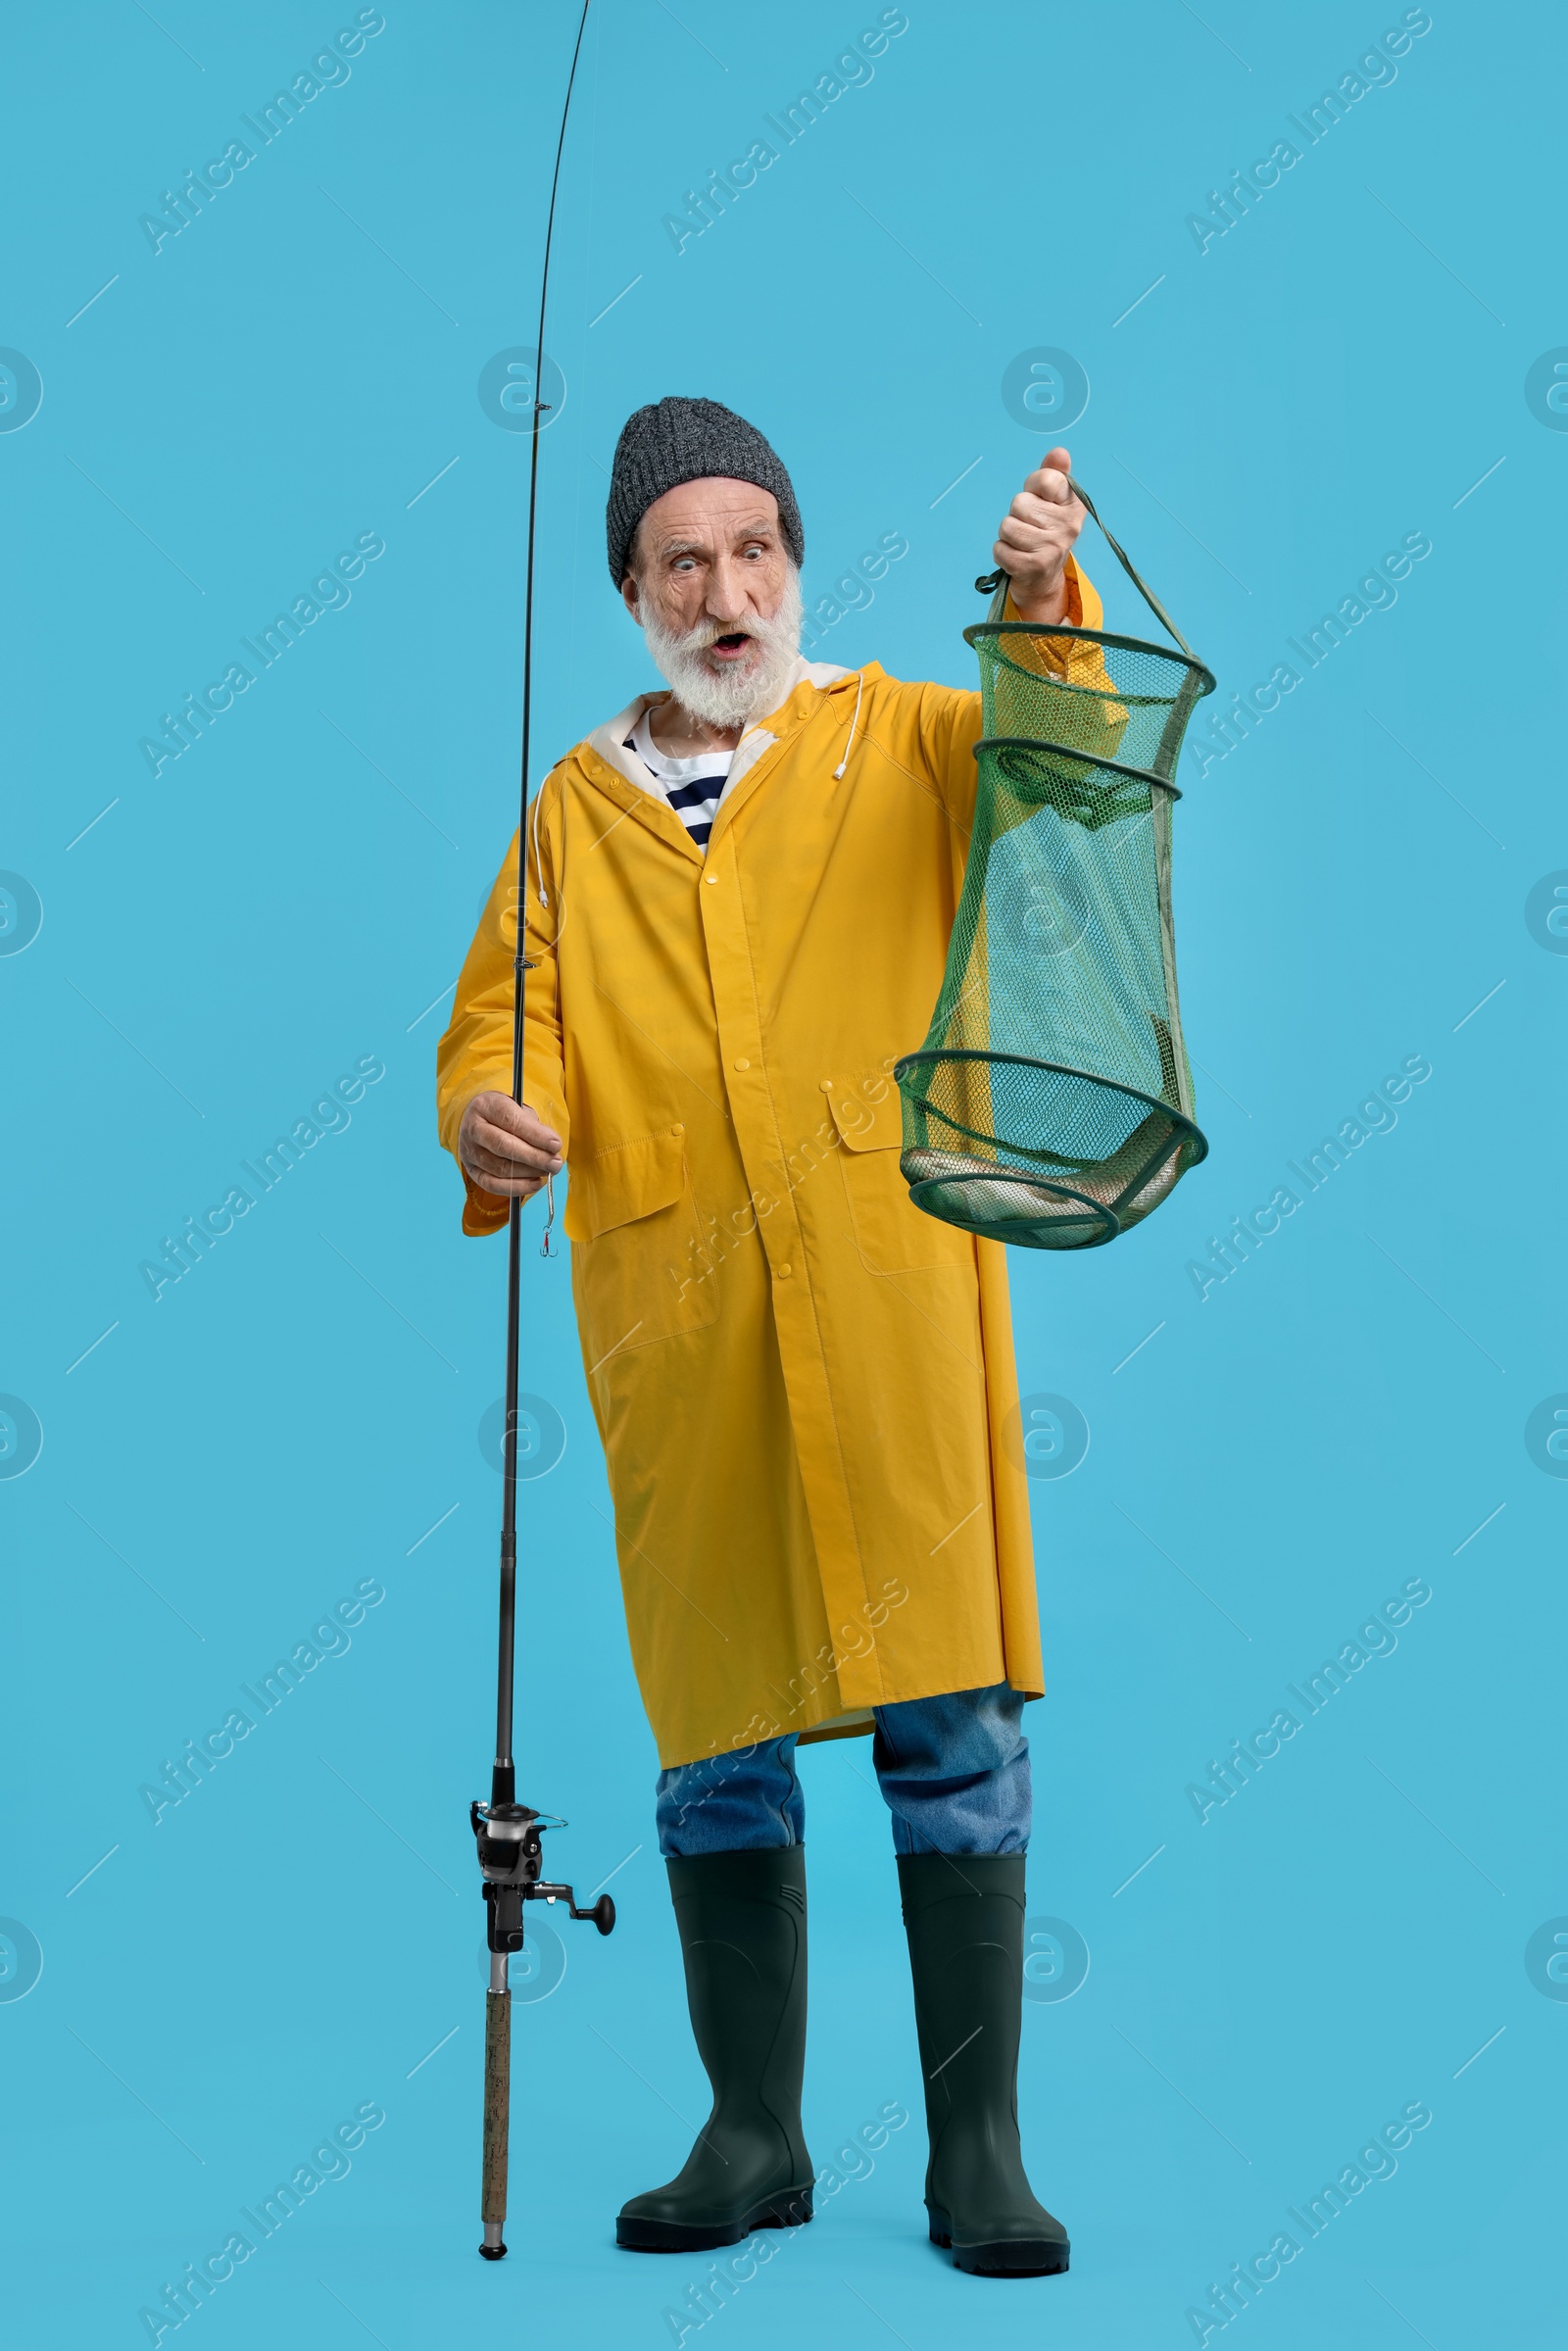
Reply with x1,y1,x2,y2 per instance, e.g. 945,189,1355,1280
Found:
976,476,1197,660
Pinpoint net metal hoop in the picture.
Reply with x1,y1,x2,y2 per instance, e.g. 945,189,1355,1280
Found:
895,1048,1207,1249
894,1047,1210,1165
962,618,1218,701
976,733,1187,802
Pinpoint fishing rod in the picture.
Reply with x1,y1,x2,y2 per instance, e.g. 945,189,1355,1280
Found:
469,0,611,2266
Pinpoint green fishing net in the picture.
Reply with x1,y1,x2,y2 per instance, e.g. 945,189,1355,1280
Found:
897,483,1215,1250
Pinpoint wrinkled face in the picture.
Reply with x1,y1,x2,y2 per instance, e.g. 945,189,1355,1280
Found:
621,477,789,688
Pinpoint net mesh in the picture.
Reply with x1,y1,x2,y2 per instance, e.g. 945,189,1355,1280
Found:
898,614,1213,1250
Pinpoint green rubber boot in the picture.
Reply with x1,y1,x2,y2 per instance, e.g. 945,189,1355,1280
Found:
898,1853,1070,2277
616,1846,814,2252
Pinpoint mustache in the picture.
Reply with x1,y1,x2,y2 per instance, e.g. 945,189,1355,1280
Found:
671,617,759,651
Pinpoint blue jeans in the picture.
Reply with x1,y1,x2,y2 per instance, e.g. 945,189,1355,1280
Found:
655,1683,1030,1858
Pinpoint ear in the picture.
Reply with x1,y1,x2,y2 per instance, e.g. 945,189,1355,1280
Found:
620,573,643,624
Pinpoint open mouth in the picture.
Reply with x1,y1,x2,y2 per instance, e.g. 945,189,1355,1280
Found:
708,631,754,661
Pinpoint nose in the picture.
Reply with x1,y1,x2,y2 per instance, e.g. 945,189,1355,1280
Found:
706,551,757,623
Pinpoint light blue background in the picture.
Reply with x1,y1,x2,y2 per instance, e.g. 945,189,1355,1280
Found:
3,4,1562,2346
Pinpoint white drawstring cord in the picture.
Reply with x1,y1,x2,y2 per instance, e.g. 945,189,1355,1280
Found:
530,785,548,906
833,670,864,780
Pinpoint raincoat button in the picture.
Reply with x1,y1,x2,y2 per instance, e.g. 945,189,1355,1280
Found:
819,1078,834,1092
733,1058,750,1071
776,1263,792,1278
704,875,718,885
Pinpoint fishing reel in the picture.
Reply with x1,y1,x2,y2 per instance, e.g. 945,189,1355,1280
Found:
470,1788,616,1953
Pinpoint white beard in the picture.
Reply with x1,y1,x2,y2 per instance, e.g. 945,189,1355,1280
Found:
640,565,805,731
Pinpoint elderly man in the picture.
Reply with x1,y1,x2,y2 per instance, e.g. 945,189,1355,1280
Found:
436,398,1108,2277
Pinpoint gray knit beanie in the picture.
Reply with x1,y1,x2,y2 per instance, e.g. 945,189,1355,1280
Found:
607,396,804,587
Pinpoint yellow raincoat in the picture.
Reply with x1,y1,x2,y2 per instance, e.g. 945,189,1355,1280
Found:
436,563,1107,1767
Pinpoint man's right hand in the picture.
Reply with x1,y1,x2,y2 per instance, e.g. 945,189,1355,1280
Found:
458,1092,564,1201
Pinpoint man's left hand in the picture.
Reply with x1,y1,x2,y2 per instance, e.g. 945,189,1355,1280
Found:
992,444,1085,624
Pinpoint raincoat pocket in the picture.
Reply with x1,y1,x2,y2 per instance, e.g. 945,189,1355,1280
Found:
568,1126,720,1361
827,1087,972,1276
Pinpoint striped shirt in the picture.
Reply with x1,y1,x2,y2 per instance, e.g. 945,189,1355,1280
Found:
625,707,732,851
